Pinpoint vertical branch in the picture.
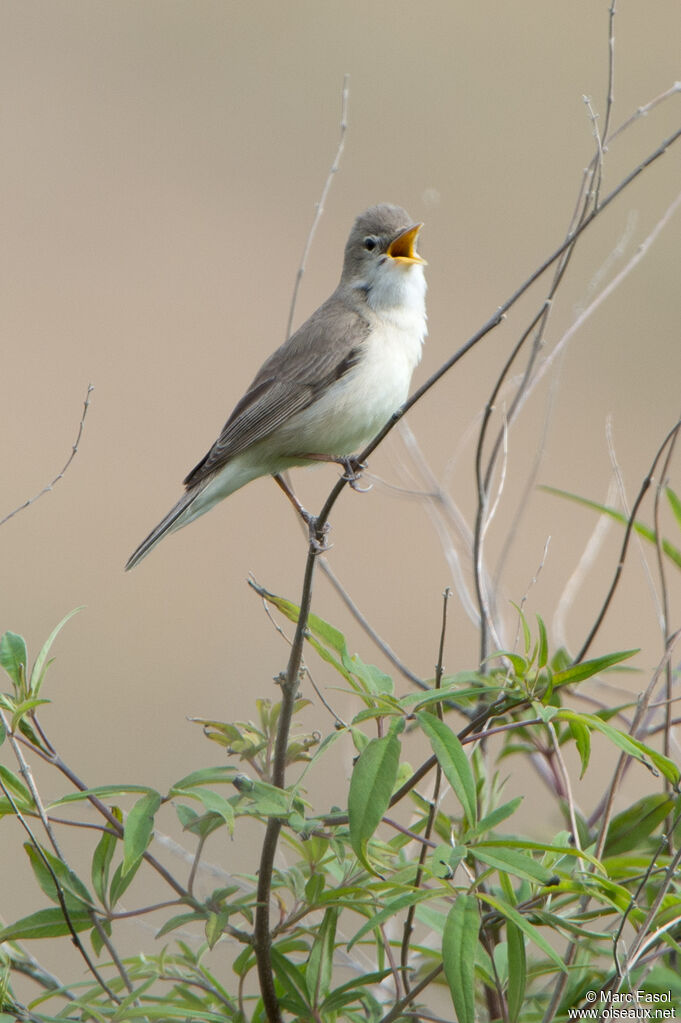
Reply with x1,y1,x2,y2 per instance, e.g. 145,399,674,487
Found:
253,529,323,1022
652,431,679,772
473,302,551,662
400,589,450,987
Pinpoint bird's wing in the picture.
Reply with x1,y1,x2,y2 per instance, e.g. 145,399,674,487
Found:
183,296,369,489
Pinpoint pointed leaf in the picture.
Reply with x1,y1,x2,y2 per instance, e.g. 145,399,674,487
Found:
477,892,567,972
173,786,235,832
666,486,681,529
155,910,207,939
471,844,553,885
25,844,94,911
558,710,680,784
443,895,479,1023
123,790,161,875
0,631,27,688
604,794,676,856
552,649,638,688
30,608,82,694
417,712,477,825
269,946,311,1015
536,615,548,669
307,906,338,1005
348,731,400,871
466,797,523,840
91,807,121,905
109,859,142,908
0,907,92,941
568,718,591,777
543,487,681,571
0,764,33,810
169,766,237,790
348,889,434,949
506,920,526,1022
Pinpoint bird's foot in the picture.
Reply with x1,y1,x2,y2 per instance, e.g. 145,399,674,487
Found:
294,452,372,492
339,456,371,492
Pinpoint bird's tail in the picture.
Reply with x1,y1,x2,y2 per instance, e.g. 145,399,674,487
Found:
125,487,202,571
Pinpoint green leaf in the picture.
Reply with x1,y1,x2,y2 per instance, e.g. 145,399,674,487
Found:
348,889,434,950
30,608,82,694
91,807,121,905
442,895,479,1023
269,946,311,1015
543,486,681,571
348,731,400,872
250,582,391,694
320,970,393,1013
557,710,680,784
172,786,235,832
432,843,467,878
552,649,638,688
0,764,33,810
123,790,161,875
416,712,477,826
466,797,523,840
477,892,568,972
536,615,548,670
49,784,161,807
471,844,553,885
109,859,141,908
169,766,237,790
404,680,501,710
604,794,676,856
666,486,681,529
506,920,526,1023
495,651,529,677
307,906,338,1006
24,844,94,911
90,916,111,957
235,777,295,817
568,718,591,776
0,906,92,941
205,910,229,950
155,910,208,939
0,631,27,688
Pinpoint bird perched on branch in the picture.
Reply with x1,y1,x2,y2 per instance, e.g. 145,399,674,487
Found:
125,203,427,570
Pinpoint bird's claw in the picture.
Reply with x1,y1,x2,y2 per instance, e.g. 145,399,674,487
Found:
340,456,371,492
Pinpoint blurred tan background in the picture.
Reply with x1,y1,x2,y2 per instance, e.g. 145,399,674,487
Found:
1,0,680,991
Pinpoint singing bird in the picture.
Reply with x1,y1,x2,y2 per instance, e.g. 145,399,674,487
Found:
125,203,427,570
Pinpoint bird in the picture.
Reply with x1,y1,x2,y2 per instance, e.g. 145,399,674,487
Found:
125,203,427,570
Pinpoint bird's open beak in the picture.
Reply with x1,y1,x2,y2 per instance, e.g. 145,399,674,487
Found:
386,223,427,265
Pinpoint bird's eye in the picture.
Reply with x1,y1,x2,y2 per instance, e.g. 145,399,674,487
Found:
363,236,377,251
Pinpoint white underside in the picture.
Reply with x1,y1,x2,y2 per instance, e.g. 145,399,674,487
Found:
178,263,427,530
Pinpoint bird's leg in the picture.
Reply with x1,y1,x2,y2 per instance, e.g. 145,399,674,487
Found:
272,473,330,552
297,453,372,493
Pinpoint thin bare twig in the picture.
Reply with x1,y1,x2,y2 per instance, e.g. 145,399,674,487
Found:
1,383,94,527
576,419,681,662
285,75,349,341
